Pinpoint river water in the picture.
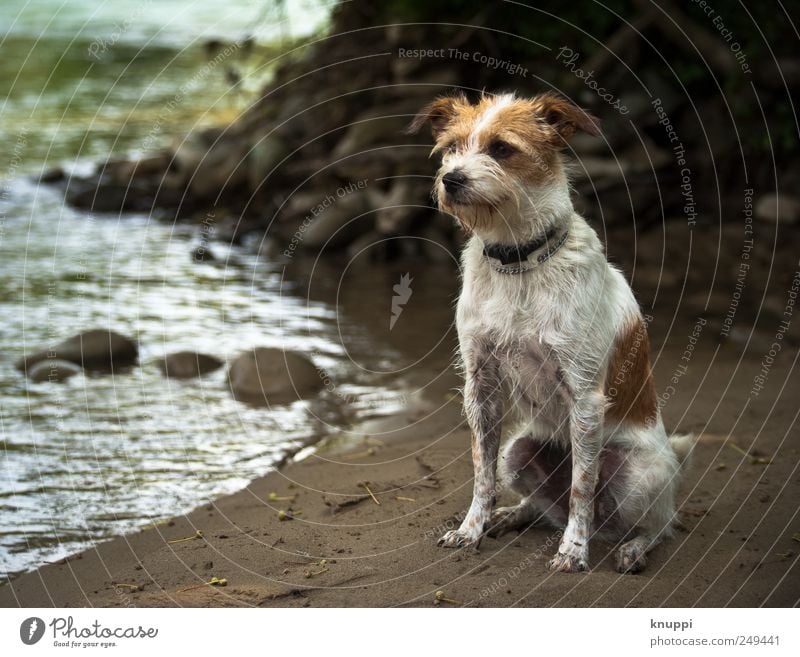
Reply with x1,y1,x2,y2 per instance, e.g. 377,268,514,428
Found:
0,0,425,580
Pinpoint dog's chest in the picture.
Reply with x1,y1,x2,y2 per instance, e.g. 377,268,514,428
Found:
458,275,572,422
497,339,571,423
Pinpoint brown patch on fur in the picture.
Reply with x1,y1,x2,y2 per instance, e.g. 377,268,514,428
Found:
406,92,473,138
409,92,600,231
605,317,658,426
529,92,601,145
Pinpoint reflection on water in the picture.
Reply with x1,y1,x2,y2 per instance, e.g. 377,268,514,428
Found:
0,0,414,580
0,178,410,580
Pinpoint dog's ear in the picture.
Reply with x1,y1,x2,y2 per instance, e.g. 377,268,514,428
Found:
531,92,601,145
406,93,468,138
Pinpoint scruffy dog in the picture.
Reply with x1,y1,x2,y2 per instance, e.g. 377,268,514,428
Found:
408,92,693,573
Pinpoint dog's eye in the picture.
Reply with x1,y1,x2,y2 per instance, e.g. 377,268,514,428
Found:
488,140,516,159
443,142,457,154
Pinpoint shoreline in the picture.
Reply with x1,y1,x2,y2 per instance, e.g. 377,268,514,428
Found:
2,332,798,607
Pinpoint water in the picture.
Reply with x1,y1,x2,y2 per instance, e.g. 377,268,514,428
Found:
0,0,412,580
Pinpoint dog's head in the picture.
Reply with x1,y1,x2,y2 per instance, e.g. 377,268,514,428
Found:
408,92,599,232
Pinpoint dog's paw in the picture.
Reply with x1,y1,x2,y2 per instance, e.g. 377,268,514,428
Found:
487,506,528,538
438,528,480,549
486,507,516,538
615,544,647,574
547,551,589,573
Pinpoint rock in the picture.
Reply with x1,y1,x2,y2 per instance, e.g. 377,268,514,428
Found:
346,229,384,261
754,193,800,225
570,132,610,157
26,359,82,383
299,190,372,250
630,265,680,291
248,136,291,191
189,142,250,196
418,223,458,265
171,135,207,174
158,352,223,379
106,153,172,185
228,348,324,405
723,325,776,355
191,245,216,262
39,167,65,183
375,179,430,235
16,329,138,373
573,156,627,181
331,103,421,159
65,177,128,212
622,136,671,172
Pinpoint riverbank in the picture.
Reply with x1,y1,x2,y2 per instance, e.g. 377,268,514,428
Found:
2,322,798,607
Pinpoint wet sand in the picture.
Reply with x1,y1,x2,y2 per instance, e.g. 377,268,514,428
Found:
2,310,798,607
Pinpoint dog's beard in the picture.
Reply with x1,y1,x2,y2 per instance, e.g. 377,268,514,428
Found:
438,198,501,233
433,165,521,234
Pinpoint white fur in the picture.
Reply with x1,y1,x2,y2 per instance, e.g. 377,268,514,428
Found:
434,109,693,573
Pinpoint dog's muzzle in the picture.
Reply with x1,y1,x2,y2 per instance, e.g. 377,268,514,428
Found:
442,170,469,199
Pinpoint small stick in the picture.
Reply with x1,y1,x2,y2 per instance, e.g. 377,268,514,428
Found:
287,558,327,566
177,576,227,593
361,482,381,506
727,442,771,464
395,496,416,502
343,448,376,460
113,583,142,591
269,492,296,501
434,590,462,605
168,530,204,544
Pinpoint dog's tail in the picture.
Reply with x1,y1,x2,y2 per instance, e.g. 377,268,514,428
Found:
669,432,696,472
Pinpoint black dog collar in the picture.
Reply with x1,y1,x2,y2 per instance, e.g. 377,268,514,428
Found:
482,228,569,274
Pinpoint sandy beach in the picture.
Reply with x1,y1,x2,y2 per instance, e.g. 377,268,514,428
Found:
2,310,798,607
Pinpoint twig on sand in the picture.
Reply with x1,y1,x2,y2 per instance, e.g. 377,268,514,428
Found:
304,566,329,578
434,590,462,606
727,442,771,465
342,447,376,460
360,482,381,505
113,583,143,592
322,494,371,513
167,530,204,544
177,576,227,593
258,573,373,604
268,492,296,502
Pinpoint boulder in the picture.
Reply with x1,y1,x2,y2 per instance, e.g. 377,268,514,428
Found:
299,191,372,250
26,359,82,383
188,142,250,196
228,348,324,405
375,179,430,235
39,167,66,183
158,351,223,379
755,193,800,225
248,136,291,191
191,245,216,262
16,329,138,373
331,103,421,159
106,153,172,186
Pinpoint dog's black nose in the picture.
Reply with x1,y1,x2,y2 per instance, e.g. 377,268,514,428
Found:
442,170,468,195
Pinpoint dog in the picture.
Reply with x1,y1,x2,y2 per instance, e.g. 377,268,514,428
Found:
408,91,693,573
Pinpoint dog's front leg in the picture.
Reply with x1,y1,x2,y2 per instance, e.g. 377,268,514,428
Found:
438,342,502,550
548,392,604,572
